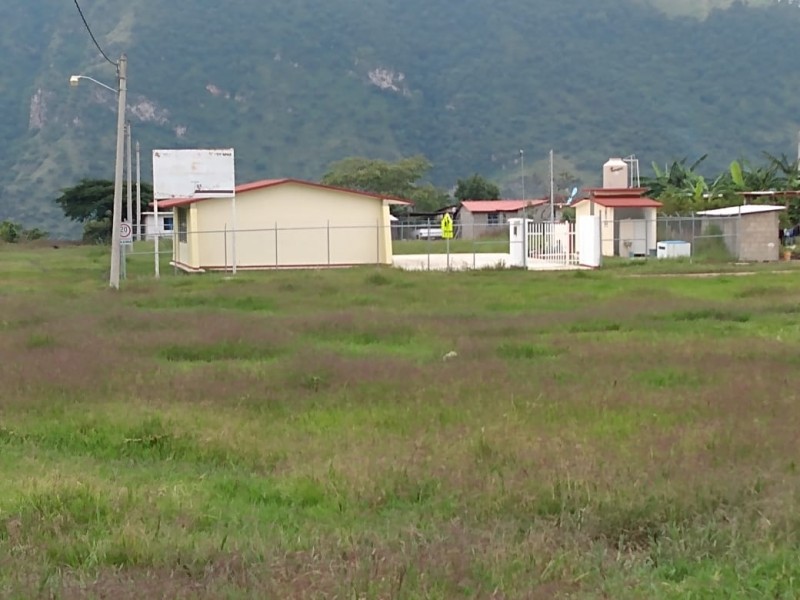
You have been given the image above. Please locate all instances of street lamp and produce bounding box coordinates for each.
[69,54,127,289]
[69,75,116,94]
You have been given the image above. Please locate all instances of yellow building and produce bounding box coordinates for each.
[573,188,662,257]
[157,179,410,272]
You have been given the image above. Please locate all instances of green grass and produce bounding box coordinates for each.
[2,242,800,598]
[393,236,509,255]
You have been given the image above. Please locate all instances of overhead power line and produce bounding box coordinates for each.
[72,0,117,66]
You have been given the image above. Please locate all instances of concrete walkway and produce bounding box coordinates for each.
[392,253,588,272]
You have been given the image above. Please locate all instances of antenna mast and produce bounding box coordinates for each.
[624,155,640,188]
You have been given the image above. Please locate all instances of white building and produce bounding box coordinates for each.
[140,211,174,241]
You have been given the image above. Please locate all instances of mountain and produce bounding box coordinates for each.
[2,0,800,236]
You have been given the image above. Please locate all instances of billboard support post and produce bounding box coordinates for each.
[152,148,236,275]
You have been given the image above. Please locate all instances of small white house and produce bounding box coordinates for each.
[140,211,174,241]
[572,188,662,257]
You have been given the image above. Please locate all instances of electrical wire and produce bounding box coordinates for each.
[72,0,117,66]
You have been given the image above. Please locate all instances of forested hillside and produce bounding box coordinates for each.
[1,0,800,236]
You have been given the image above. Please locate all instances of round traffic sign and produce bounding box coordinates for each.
[120,223,132,237]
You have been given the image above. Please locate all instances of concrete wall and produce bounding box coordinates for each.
[176,183,393,270]
[575,201,615,256]
[730,211,780,262]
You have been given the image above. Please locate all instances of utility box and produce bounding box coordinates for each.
[657,240,691,259]
[508,218,526,267]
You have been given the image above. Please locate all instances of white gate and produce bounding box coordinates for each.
[527,221,578,266]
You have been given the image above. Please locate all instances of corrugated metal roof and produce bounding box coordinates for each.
[461,199,547,213]
[696,204,786,217]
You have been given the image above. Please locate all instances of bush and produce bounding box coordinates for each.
[0,220,21,243]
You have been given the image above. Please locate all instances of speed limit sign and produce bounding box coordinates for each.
[120,222,133,245]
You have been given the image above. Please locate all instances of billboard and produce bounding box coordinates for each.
[152,148,236,200]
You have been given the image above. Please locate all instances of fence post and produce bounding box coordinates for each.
[327,220,331,265]
[274,222,278,268]
[224,224,228,273]
[427,217,431,271]
[376,219,380,266]
[523,217,527,268]
[473,221,477,270]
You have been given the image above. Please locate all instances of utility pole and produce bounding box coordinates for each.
[109,54,127,290]
[126,122,133,231]
[520,149,526,268]
[549,149,555,223]
[135,140,142,241]
[796,129,800,165]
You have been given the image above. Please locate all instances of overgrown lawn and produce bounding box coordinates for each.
[2,243,800,598]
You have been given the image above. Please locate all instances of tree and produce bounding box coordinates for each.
[0,221,46,243]
[454,174,500,202]
[0,220,21,243]
[55,179,152,243]
[321,155,432,198]
[321,155,452,213]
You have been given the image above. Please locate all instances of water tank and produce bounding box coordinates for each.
[603,158,628,189]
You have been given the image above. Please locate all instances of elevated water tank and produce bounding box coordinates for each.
[603,158,628,189]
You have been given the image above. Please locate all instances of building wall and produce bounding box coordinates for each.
[182,183,391,270]
[737,212,780,261]
[576,201,615,256]
[459,209,518,239]
[613,207,657,256]
[141,213,174,241]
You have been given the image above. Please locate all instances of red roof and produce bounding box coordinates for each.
[583,187,650,198]
[574,196,662,209]
[155,178,412,209]
[461,199,547,213]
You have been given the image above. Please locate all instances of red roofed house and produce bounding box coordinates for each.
[458,199,549,240]
[572,188,662,257]
[154,178,410,272]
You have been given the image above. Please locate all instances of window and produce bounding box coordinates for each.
[162,216,174,232]
[488,212,499,226]
[177,208,188,243]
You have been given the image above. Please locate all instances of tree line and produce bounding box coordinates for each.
[641,153,800,225]
[45,151,800,244]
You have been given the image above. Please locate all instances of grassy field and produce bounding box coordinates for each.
[392,237,509,255]
[2,242,800,598]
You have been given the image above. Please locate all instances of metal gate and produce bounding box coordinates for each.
[527,221,578,266]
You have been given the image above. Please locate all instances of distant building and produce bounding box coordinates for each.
[140,211,173,241]
[572,188,662,257]
[458,199,548,240]
[156,178,410,272]
[696,204,785,262]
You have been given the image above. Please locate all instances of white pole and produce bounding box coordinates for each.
[153,197,160,279]
[549,149,555,223]
[796,130,800,165]
[231,194,237,275]
[135,140,141,241]
[126,123,133,233]
[109,54,127,289]
[521,149,526,268]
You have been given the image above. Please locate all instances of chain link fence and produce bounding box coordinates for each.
[597,216,740,261]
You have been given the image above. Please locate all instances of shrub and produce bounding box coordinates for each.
[0,220,21,243]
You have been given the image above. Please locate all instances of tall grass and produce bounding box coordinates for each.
[1,244,800,598]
